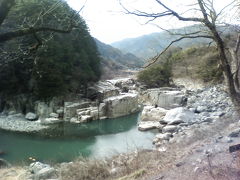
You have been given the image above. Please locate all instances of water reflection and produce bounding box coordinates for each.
[0,113,155,164]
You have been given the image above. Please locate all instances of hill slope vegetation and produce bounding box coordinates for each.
[0,0,101,100]
[111,25,212,60]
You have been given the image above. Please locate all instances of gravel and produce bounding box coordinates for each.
[0,114,48,133]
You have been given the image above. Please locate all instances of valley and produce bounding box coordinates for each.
[0,0,239,179]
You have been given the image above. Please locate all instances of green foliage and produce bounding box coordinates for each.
[137,61,172,88]
[170,46,223,83]
[196,52,223,83]
[0,0,101,100]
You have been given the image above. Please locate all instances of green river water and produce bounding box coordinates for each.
[0,113,155,164]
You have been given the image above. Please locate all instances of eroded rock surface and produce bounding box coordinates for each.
[104,93,139,118]
[140,88,186,109]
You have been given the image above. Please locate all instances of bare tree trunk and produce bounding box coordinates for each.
[229,49,240,90]
[217,43,240,108]
[203,21,240,108]
[220,49,240,108]
[121,0,240,109]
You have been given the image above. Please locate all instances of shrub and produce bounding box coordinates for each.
[60,158,110,180]
[137,61,172,88]
[197,52,223,83]
[170,46,223,83]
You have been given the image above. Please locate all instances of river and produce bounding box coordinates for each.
[0,113,155,164]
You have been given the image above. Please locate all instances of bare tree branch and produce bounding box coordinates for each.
[144,34,214,68]
[152,24,206,36]
[119,0,204,23]
[0,25,78,42]
[0,0,86,43]
[120,0,240,106]
[216,0,236,19]
[235,34,240,53]
[155,0,204,22]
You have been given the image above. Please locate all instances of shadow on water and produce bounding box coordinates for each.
[0,113,155,164]
[52,112,139,138]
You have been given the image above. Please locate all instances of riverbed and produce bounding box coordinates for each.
[0,113,155,164]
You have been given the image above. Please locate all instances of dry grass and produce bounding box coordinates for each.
[59,158,110,180]
[58,151,164,180]
[116,169,146,180]
[172,46,222,84]
[58,111,240,180]
[0,167,27,180]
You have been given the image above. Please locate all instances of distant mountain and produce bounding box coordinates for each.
[111,25,211,60]
[95,39,144,68]
[94,39,144,79]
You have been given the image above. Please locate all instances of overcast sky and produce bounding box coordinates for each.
[67,0,238,44]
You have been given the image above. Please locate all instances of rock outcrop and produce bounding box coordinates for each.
[140,106,168,122]
[160,107,197,125]
[64,102,91,121]
[29,161,57,180]
[104,93,139,118]
[65,78,139,121]
[25,112,38,121]
[138,121,162,131]
[140,88,186,109]
[153,85,234,146]
[139,85,235,148]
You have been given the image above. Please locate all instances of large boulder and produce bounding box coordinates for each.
[29,162,50,174]
[29,162,56,180]
[140,88,186,109]
[107,78,136,92]
[41,118,63,125]
[76,107,100,123]
[153,133,172,144]
[64,102,90,121]
[104,93,139,118]
[162,125,179,133]
[161,107,197,125]
[35,102,53,119]
[140,106,168,122]
[49,112,59,118]
[89,81,120,100]
[25,112,38,121]
[138,121,162,131]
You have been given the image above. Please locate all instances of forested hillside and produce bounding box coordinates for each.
[111,25,212,59]
[95,39,144,68]
[0,0,101,100]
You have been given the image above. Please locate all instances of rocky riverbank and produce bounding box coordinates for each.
[0,114,49,133]
[138,84,236,148]
[0,78,140,133]
[0,81,239,180]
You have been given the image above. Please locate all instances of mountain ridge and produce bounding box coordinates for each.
[111,25,212,60]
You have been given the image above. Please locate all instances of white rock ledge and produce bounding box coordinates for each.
[0,114,49,133]
[138,121,161,131]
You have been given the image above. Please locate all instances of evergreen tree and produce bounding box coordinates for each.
[0,0,101,100]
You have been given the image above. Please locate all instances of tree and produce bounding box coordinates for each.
[0,0,80,43]
[120,0,240,108]
[0,0,101,100]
